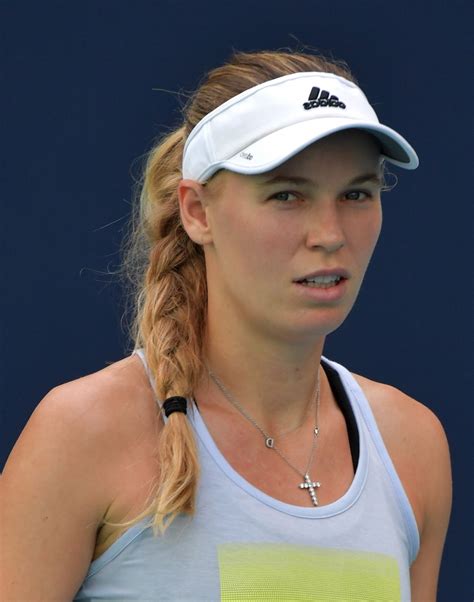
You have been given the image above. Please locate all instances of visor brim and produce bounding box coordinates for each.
[201,118,419,181]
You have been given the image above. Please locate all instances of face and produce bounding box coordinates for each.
[200,130,383,344]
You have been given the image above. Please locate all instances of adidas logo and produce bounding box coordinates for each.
[303,87,346,111]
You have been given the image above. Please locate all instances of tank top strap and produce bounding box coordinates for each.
[132,349,158,397]
[321,356,420,563]
[132,348,195,424]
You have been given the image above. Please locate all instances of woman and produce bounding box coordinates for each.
[2,50,451,600]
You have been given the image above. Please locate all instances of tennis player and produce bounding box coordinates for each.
[3,49,451,601]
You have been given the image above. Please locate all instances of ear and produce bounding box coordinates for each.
[178,179,213,245]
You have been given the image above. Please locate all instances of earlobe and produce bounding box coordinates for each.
[178,179,213,245]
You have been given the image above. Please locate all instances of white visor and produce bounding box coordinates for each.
[182,71,419,182]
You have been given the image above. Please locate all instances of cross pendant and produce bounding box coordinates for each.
[299,473,321,506]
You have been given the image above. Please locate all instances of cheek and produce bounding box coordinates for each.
[214,207,292,272]
[244,218,302,282]
[371,206,383,247]
[358,209,383,264]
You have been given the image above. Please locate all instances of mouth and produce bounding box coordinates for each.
[296,275,344,289]
[293,270,349,289]
[292,271,349,303]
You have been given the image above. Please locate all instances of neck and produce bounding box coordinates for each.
[199,314,328,435]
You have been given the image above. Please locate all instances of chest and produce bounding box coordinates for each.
[83,500,411,602]
[82,417,414,602]
[212,411,356,507]
[92,396,422,563]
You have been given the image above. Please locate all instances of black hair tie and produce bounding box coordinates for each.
[163,396,187,417]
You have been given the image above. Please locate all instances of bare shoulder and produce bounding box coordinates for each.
[351,372,451,490]
[46,354,160,443]
[17,354,161,479]
[25,352,163,519]
[4,352,158,488]
[352,372,452,599]
[351,372,449,451]
[2,354,160,599]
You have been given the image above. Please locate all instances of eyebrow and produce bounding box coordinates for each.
[260,173,384,187]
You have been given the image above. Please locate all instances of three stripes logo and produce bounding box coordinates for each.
[303,87,346,111]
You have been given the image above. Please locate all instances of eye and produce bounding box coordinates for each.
[343,190,372,202]
[270,191,300,203]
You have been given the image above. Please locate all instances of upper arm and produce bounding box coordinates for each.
[409,409,452,601]
[1,384,115,600]
[353,374,452,601]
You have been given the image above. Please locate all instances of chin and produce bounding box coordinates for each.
[291,306,353,340]
[265,313,347,346]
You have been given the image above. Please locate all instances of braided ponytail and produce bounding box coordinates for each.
[138,128,207,533]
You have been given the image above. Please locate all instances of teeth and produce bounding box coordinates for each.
[299,274,342,288]
[303,282,338,288]
[305,275,341,284]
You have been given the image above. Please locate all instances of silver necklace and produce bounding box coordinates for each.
[207,367,322,506]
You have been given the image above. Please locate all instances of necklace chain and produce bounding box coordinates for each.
[207,367,322,505]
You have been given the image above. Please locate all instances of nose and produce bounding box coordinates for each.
[305,201,345,253]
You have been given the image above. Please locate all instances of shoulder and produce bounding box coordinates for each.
[1,354,161,598]
[5,353,161,514]
[351,373,452,579]
[351,372,449,453]
[42,355,163,492]
[45,354,160,443]
[351,372,450,465]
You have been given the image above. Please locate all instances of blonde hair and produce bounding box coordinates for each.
[109,48,357,536]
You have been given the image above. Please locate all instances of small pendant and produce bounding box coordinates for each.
[299,473,321,506]
[265,437,274,448]
[314,427,319,436]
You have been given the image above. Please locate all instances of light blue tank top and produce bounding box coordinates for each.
[73,351,419,601]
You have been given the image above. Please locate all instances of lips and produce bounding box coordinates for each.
[293,269,349,302]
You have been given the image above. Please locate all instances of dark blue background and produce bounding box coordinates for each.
[2,1,472,598]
